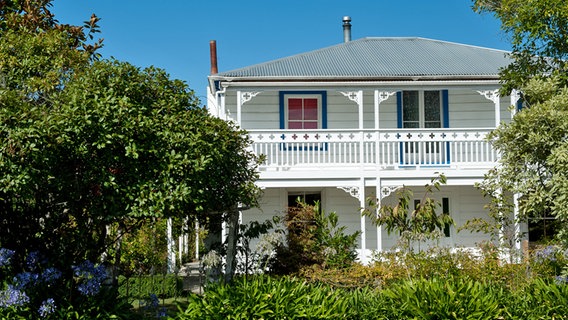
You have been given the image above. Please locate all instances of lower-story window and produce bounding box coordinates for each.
[288,192,321,208]
[529,214,559,242]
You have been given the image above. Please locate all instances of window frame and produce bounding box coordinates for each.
[399,90,447,129]
[279,91,327,130]
[397,90,450,165]
[288,192,322,208]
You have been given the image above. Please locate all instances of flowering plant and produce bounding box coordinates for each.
[0,248,129,319]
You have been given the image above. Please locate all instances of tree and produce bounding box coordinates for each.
[477,77,568,246]
[0,0,261,278]
[472,0,568,247]
[364,175,453,253]
[473,0,568,93]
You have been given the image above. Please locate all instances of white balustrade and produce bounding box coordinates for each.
[248,128,497,170]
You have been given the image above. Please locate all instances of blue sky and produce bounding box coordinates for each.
[51,0,509,104]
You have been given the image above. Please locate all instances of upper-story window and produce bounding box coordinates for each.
[287,97,319,129]
[279,91,327,130]
[397,90,450,164]
[400,90,444,129]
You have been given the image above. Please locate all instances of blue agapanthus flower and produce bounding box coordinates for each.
[41,267,62,284]
[72,260,108,296]
[156,307,168,318]
[0,248,15,267]
[144,294,167,318]
[555,275,568,284]
[0,285,30,308]
[144,293,160,309]
[535,245,558,263]
[26,251,42,271]
[38,298,56,317]
[13,271,40,290]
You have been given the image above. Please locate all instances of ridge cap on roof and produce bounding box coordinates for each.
[358,37,510,53]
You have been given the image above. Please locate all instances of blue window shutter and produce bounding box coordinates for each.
[442,90,449,128]
[396,91,403,128]
[321,92,328,129]
[517,99,523,112]
[279,92,285,129]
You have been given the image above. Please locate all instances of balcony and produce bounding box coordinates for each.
[248,128,498,172]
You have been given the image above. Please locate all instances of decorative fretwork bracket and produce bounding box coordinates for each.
[238,91,261,105]
[377,91,396,103]
[380,186,403,200]
[477,89,500,104]
[337,186,360,200]
[340,91,362,105]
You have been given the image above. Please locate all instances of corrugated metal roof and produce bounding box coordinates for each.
[211,37,511,80]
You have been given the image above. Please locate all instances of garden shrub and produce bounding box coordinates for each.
[298,263,400,289]
[186,240,568,319]
[364,174,453,253]
[118,274,183,300]
[119,219,169,276]
[370,246,532,290]
[298,248,514,290]
[268,201,359,274]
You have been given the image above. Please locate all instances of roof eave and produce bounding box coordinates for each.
[209,74,500,82]
[208,75,502,91]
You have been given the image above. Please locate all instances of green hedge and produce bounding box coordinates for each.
[118,274,183,299]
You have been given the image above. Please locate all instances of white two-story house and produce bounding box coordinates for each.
[206,19,523,262]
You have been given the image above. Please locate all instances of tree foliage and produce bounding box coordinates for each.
[0,0,261,275]
[364,175,453,252]
[478,77,568,246]
[473,0,568,93]
[473,0,568,247]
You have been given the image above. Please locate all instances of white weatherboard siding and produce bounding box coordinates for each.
[324,187,363,244]
[449,90,495,128]
[237,91,280,129]
[452,186,496,247]
[375,97,397,129]
[244,188,285,225]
